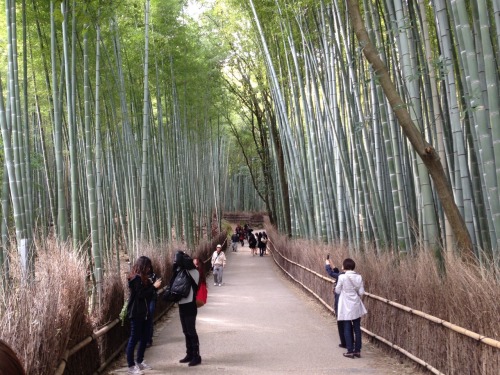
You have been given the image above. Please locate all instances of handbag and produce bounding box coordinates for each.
[196,282,208,308]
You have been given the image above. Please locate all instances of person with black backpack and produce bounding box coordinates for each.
[168,251,202,367]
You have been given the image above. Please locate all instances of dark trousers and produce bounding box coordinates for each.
[147,299,156,345]
[126,316,149,367]
[179,301,200,356]
[344,318,362,353]
[334,295,349,348]
[338,320,349,347]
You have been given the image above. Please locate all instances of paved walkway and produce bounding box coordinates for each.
[108,242,422,374]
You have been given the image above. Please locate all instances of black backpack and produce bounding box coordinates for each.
[163,269,196,302]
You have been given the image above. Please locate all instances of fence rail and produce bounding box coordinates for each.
[267,239,500,374]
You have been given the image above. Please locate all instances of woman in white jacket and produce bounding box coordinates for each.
[335,258,367,358]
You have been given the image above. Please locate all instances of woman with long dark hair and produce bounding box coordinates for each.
[126,256,162,374]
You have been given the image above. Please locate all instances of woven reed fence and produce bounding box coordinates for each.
[53,233,227,375]
[267,239,500,375]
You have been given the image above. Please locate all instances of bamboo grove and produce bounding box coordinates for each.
[216,0,499,263]
[1,0,500,300]
[0,0,229,296]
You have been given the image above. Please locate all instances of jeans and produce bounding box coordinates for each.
[147,299,156,345]
[343,317,362,353]
[213,265,223,284]
[334,294,349,347]
[126,316,149,367]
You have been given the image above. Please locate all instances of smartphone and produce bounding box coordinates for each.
[326,254,330,260]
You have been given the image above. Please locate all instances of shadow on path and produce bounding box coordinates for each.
[107,242,423,374]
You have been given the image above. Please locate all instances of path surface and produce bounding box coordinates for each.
[107,242,423,375]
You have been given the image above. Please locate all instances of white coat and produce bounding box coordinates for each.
[335,270,368,321]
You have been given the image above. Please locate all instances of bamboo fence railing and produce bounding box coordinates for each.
[53,236,228,374]
[267,239,500,375]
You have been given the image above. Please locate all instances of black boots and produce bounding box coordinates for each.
[179,352,201,366]
[188,355,202,367]
[179,354,193,363]
[187,345,201,367]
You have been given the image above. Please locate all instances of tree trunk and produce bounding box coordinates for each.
[346,0,473,256]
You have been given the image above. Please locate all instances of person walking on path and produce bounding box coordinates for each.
[258,232,268,256]
[335,258,367,359]
[126,256,162,374]
[211,244,226,286]
[231,232,239,252]
[325,256,349,349]
[248,232,257,256]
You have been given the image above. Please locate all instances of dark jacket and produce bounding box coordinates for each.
[325,264,342,314]
[127,275,156,320]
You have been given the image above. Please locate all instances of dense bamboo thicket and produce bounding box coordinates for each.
[265,225,500,375]
[212,0,500,261]
[1,0,499,372]
[0,0,228,300]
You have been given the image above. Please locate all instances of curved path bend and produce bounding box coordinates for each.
[107,244,423,375]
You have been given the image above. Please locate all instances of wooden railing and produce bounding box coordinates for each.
[54,233,227,375]
[267,239,500,375]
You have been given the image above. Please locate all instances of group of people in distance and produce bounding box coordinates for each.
[325,256,367,359]
[249,231,268,256]
[125,249,209,374]
[232,224,268,256]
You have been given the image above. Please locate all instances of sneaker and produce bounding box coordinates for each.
[218,283,222,286]
[214,283,217,286]
[128,366,144,375]
[136,361,152,370]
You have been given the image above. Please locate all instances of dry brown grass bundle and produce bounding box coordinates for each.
[0,241,87,374]
[265,224,500,375]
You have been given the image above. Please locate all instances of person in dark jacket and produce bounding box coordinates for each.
[175,251,202,367]
[248,232,257,256]
[231,232,239,252]
[325,257,350,349]
[146,266,161,348]
[126,256,162,374]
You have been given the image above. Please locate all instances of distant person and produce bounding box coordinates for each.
[335,258,367,359]
[0,339,25,375]
[126,256,162,374]
[258,232,268,256]
[325,256,349,349]
[231,232,239,252]
[248,232,257,256]
[211,244,226,286]
[174,251,202,367]
[239,230,245,246]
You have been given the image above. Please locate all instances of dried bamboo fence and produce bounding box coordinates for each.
[267,239,500,375]
[53,234,227,375]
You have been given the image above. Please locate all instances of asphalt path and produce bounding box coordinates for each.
[108,242,422,375]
